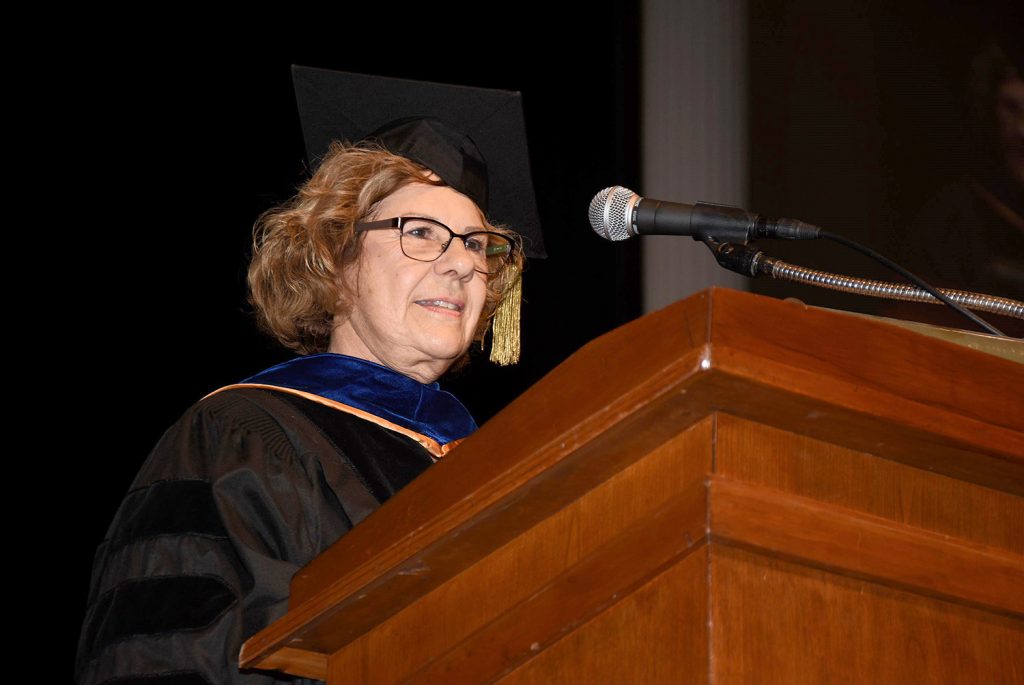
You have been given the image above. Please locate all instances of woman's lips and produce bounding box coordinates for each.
[415,299,464,314]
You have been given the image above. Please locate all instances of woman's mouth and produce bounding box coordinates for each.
[416,299,464,312]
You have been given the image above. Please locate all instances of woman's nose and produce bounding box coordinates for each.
[435,236,477,278]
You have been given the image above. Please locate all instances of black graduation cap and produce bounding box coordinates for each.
[292,66,546,258]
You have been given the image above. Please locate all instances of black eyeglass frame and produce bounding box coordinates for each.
[354,216,516,275]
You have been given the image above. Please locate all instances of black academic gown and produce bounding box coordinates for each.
[76,386,441,685]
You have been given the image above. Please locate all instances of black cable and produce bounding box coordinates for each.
[818,231,1004,337]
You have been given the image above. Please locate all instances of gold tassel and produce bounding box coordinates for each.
[489,264,521,365]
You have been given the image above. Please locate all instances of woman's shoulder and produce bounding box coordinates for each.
[131,386,326,487]
[187,384,302,427]
[135,384,432,485]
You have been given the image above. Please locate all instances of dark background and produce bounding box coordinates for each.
[66,0,1019,678]
[747,0,1022,315]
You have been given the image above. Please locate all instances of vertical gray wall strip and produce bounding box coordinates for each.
[642,0,749,313]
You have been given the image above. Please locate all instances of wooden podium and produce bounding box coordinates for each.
[241,288,1023,683]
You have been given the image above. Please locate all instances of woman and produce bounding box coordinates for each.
[77,71,541,684]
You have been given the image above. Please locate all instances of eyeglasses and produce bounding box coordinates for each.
[355,216,515,275]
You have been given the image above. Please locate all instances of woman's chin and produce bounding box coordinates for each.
[415,333,473,362]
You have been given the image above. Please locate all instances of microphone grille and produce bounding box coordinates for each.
[588,186,639,241]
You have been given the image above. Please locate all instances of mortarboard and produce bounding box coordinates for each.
[291,66,546,259]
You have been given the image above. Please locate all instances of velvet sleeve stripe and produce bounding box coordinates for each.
[108,481,229,552]
[100,673,212,685]
[82,576,236,658]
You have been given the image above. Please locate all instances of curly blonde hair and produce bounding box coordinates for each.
[248,141,523,357]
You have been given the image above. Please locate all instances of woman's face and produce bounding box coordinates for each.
[329,182,489,383]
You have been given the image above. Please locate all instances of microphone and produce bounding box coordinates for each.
[588,186,821,243]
